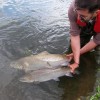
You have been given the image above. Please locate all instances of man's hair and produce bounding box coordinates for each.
[75,0,100,13]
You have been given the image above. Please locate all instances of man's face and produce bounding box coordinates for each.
[75,9,96,22]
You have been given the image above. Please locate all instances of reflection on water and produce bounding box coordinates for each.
[0,0,70,58]
[0,0,100,100]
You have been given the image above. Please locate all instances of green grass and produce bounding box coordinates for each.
[90,80,100,100]
[89,67,100,100]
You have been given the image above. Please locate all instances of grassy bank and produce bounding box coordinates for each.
[90,67,100,100]
[90,84,100,100]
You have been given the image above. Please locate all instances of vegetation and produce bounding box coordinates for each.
[90,85,100,100]
[89,67,100,100]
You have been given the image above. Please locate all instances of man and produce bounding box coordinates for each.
[67,0,100,73]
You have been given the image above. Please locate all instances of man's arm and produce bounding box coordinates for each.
[70,35,80,64]
[67,2,81,73]
[80,40,98,55]
[69,35,80,73]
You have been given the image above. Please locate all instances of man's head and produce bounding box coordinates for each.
[74,0,100,22]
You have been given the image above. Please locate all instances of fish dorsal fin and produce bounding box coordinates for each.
[38,51,50,56]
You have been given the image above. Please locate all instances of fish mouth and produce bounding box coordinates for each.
[19,77,31,83]
[19,77,40,83]
[10,62,23,70]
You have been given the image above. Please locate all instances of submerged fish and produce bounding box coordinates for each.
[10,51,69,72]
[19,67,71,83]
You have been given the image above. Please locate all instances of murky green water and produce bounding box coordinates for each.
[0,0,100,100]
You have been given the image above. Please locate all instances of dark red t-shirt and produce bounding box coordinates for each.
[68,1,100,45]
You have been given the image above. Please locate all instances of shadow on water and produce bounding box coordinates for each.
[0,78,63,100]
[59,52,97,100]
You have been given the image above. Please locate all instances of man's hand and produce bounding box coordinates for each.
[66,53,73,62]
[69,63,79,73]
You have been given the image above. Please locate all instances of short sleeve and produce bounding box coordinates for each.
[93,33,100,45]
[68,2,81,36]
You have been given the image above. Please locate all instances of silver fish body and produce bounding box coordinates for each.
[19,67,71,83]
[10,51,69,72]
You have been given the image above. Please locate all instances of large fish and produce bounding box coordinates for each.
[19,67,71,83]
[10,51,69,72]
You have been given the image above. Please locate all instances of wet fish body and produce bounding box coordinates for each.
[19,67,71,83]
[10,56,52,72]
[10,51,69,72]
